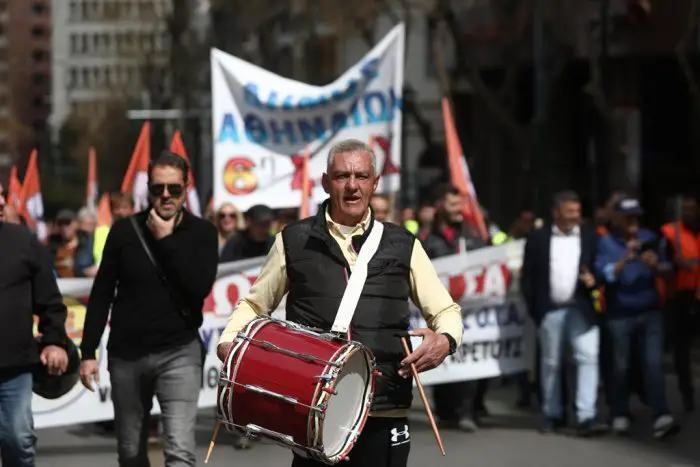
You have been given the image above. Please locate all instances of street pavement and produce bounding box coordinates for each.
[36,375,700,467]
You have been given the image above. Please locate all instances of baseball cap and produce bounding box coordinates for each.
[615,197,644,215]
[245,204,274,225]
[55,209,76,222]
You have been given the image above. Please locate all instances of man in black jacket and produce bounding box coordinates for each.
[216,139,463,467]
[520,190,604,436]
[219,204,275,262]
[420,183,488,431]
[79,152,219,467]
[0,182,69,467]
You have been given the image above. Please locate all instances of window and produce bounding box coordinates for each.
[31,26,45,38]
[70,34,79,54]
[32,50,47,63]
[32,3,46,15]
[82,68,89,88]
[69,2,78,20]
[68,68,77,88]
[32,74,46,85]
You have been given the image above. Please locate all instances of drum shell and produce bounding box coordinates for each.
[219,319,350,447]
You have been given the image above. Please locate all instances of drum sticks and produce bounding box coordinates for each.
[400,337,446,456]
[204,421,221,463]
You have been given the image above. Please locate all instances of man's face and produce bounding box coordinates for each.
[441,193,464,224]
[217,204,238,234]
[613,212,640,237]
[0,183,5,223]
[370,196,389,222]
[58,218,78,240]
[418,205,435,225]
[553,201,581,232]
[148,165,186,220]
[112,200,133,220]
[79,216,96,233]
[681,198,699,229]
[322,150,378,223]
[248,220,271,242]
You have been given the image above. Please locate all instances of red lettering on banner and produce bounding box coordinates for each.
[372,136,400,176]
[290,154,316,190]
[446,262,512,301]
[202,274,258,315]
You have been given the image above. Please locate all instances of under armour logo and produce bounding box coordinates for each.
[390,425,410,445]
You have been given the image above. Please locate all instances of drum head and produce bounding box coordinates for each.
[322,348,371,458]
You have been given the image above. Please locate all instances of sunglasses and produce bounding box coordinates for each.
[218,212,237,219]
[149,183,184,198]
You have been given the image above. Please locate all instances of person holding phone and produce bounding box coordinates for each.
[594,196,678,438]
[79,151,219,466]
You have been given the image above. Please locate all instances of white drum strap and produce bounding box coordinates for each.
[331,221,384,334]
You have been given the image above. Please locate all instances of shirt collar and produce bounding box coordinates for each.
[552,224,580,237]
[325,207,371,239]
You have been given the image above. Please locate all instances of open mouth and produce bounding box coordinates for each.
[344,196,361,205]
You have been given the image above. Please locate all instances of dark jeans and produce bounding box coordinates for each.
[109,339,202,467]
[671,292,700,402]
[291,417,410,467]
[608,310,669,419]
[0,369,36,467]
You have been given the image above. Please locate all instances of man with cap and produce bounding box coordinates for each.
[0,182,71,466]
[220,204,275,263]
[48,209,95,278]
[594,196,679,438]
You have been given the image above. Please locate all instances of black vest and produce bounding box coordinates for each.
[282,207,415,411]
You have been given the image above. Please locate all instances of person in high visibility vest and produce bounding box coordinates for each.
[93,192,134,265]
[660,193,700,412]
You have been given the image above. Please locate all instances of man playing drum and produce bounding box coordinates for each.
[217,138,463,467]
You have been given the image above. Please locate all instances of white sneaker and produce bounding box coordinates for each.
[612,416,630,435]
[653,414,680,439]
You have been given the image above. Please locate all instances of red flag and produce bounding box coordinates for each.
[8,164,22,208]
[299,146,312,219]
[442,97,488,241]
[17,149,47,241]
[169,130,201,216]
[121,122,151,211]
[86,146,98,211]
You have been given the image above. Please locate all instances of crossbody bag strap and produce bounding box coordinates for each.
[129,216,191,320]
[331,221,384,334]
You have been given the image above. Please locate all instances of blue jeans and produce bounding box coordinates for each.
[608,310,669,419]
[0,370,36,467]
[539,307,599,423]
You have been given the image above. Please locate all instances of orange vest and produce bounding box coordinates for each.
[661,221,700,300]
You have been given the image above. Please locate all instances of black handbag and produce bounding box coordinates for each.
[129,216,207,369]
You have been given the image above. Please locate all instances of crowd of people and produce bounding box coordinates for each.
[0,141,698,466]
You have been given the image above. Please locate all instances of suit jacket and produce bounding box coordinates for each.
[520,223,598,325]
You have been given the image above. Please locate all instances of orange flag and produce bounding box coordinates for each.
[299,145,312,219]
[96,193,112,227]
[169,130,201,216]
[441,97,488,241]
[17,149,47,241]
[86,146,98,212]
[8,164,22,208]
[121,122,151,211]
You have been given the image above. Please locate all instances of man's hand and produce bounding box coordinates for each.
[641,250,659,269]
[217,342,233,363]
[147,209,176,240]
[579,267,596,288]
[398,329,450,378]
[40,345,68,376]
[79,360,100,391]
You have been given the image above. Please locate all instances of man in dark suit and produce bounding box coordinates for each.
[521,191,604,436]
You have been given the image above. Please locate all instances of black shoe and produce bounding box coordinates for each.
[539,418,564,434]
[577,419,608,438]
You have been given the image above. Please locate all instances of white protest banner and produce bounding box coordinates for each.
[211,24,405,211]
[37,240,532,428]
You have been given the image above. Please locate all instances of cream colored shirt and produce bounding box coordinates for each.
[219,208,463,416]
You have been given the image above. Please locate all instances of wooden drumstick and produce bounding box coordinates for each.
[400,337,446,456]
[204,421,221,464]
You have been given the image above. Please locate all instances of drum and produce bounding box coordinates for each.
[217,317,376,464]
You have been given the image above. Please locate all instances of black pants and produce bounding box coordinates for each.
[291,418,410,467]
[671,292,700,402]
[433,380,488,421]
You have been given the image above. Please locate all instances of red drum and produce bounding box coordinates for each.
[217,317,376,464]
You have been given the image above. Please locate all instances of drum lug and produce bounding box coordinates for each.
[314,374,334,382]
[322,386,337,396]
